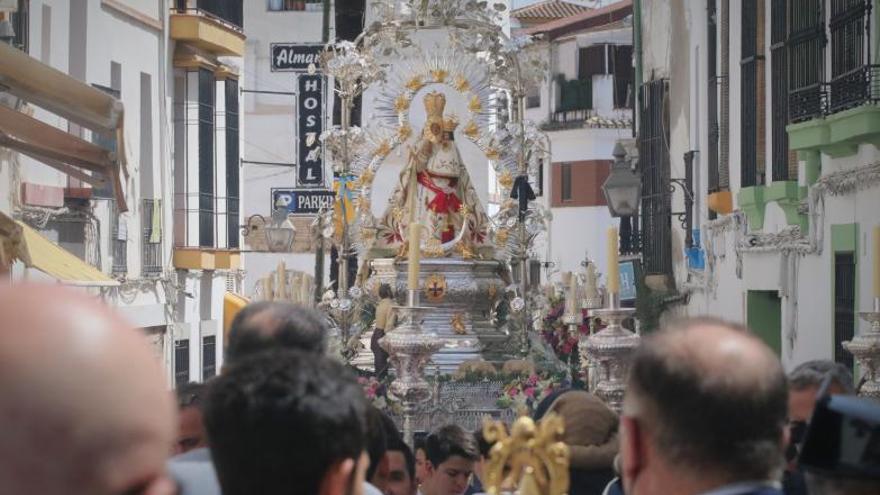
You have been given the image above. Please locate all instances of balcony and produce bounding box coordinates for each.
[828,65,880,115]
[789,83,828,123]
[142,199,163,276]
[172,193,240,270]
[171,0,245,57]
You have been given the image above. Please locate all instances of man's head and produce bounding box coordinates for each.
[788,360,854,423]
[620,317,788,495]
[203,349,369,495]
[0,284,177,495]
[379,283,393,300]
[414,436,428,485]
[386,437,417,495]
[366,407,401,492]
[174,381,208,454]
[422,424,480,495]
[225,302,329,365]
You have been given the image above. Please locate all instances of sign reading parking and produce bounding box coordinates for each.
[272,189,335,215]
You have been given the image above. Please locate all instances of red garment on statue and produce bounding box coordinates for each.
[417,171,461,242]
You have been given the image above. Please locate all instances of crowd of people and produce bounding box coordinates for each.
[0,283,878,495]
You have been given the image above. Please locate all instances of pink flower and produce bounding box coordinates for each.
[524,386,536,399]
[507,387,518,398]
[527,374,539,386]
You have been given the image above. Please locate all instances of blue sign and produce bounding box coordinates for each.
[619,259,638,302]
[272,189,334,215]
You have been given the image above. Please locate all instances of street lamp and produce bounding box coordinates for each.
[602,141,641,218]
[264,204,296,253]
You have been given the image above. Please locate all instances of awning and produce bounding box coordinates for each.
[223,291,250,340]
[0,41,123,133]
[0,42,128,211]
[0,211,119,287]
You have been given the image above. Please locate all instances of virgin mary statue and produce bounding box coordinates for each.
[373,91,491,257]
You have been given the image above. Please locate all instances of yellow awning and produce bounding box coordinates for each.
[0,211,118,287]
[223,291,250,341]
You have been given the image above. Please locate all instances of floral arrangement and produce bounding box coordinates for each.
[496,371,569,411]
[357,375,402,414]
[536,292,592,383]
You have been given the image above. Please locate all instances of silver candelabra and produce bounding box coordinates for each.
[380,289,444,446]
[584,293,639,413]
[844,297,880,399]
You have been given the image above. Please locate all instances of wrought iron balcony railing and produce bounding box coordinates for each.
[789,82,828,123]
[142,199,163,276]
[175,0,243,31]
[829,64,880,114]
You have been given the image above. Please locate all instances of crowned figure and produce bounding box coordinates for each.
[373,91,491,257]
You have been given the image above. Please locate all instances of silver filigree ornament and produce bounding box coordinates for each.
[510,296,525,312]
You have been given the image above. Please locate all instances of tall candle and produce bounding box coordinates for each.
[563,271,576,315]
[607,227,620,294]
[407,222,421,291]
[873,225,880,298]
[584,263,599,299]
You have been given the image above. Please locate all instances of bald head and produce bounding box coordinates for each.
[0,284,176,495]
[624,317,787,482]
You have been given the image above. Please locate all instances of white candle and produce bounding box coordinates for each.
[407,222,421,291]
[607,227,619,294]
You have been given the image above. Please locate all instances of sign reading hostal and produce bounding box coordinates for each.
[298,74,323,186]
[272,189,335,215]
[270,43,323,72]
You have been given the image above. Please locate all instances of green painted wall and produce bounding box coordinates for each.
[748,290,782,357]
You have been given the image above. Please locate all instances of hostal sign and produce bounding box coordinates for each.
[298,74,323,186]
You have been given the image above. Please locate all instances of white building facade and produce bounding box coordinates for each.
[0,0,246,384]
[637,0,880,373]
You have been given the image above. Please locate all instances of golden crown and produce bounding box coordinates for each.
[424,91,446,120]
[442,116,459,132]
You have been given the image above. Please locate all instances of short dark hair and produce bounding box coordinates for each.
[379,284,393,299]
[366,407,400,480]
[473,428,493,459]
[225,302,328,364]
[789,360,855,394]
[388,436,416,482]
[425,424,480,467]
[203,350,367,495]
[626,317,788,481]
[176,381,206,409]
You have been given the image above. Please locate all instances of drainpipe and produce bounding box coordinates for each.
[633,0,642,136]
[719,0,730,189]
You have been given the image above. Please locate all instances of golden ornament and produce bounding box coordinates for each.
[468,94,482,113]
[451,313,467,335]
[495,228,509,244]
[405,75,424,92]
[454,75,471,92]
[486,147,500,160]
[498,170,514,189]
[424,273,448,302]
[394,94,411,113]
[463,120,479,139]
[398,124,412,140]
[483,414,570,495]
[430,69,448,83]
[359,168,375,186]
[375,140,392,157]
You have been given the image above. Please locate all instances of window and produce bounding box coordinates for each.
[198,69,215,248]
[110,200,127,276]
[91,65,122,198]
[638,79,672,276]
[267,0,322,12]
[140,72,154,198]
[174,339,190,386]
[834,252,856,373]
[788,0,826,122]
[186,0,243,29]
[707,0,720,205]
[40,4,50,64]
[578,45,607,79]
[611,45,634,108]
[526,86,540,109]
[142,199,162,275]
[225,79,240,249]
[535,158,544,197]
[829,0,872,113]
[740,0,760,188]
[561,163,572,201]
[551,161,611,207]
[10,0,29,52]
[771,0,792,181]
[202,335,216,379]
